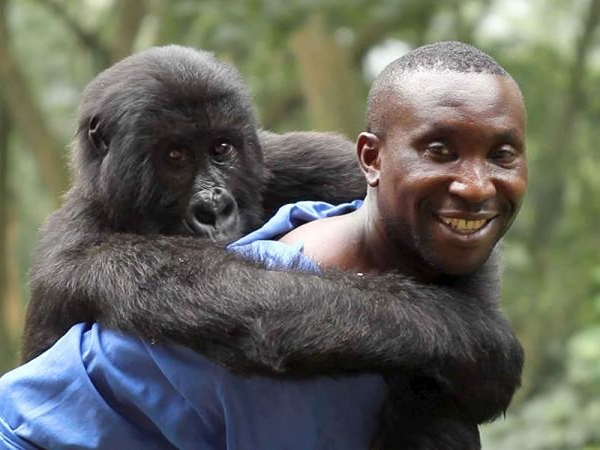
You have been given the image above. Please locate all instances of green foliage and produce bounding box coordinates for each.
[483,323,600,449]
[1,0,599,446]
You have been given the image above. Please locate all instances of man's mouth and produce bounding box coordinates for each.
[439,216,491,234]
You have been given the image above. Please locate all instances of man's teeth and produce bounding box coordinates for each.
[441,217,488,233]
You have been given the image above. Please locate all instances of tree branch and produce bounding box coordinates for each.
[36,0,110,69]
[290,14,363,136]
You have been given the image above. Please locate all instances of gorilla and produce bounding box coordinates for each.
[21,45,522,449]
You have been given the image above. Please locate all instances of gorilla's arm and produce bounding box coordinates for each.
[24,206,521,424]
[371,374,482,450]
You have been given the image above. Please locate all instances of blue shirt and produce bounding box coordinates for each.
[0,201,387,450]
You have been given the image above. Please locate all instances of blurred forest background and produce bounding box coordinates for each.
[0,0,599,448]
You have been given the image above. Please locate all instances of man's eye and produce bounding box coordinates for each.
[491,145,518,166]
[424,143,452,159]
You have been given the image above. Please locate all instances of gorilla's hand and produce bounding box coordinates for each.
[371,375,481,450]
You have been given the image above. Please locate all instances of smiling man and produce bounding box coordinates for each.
[278,40,527,448]
[281,43,527,282]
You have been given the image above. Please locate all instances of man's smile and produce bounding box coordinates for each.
[431,210,502,250]
[439,216,492,234]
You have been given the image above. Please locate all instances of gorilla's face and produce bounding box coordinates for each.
[146,120,265,243]
[75,46,267,243]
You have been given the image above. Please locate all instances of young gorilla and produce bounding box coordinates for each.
[10,45,522,448]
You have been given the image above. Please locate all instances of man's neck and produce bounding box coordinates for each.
[354,205,440,282]
[279,203,436,282]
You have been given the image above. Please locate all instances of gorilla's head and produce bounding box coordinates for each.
[72,45,267,242]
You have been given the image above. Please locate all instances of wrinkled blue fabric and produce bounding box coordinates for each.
[0,200,387,450]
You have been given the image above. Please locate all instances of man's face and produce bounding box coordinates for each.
[369,71,527,276]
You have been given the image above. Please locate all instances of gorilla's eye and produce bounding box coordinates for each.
[166,148,191,165]
[211,141,234,160]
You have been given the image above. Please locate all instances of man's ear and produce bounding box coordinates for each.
[88,116,109,157]
[356,132,381,187]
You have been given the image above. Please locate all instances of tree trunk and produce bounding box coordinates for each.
[291,14,363,137]
[109,0,147,63]
[0,0,68,203]
[0,92,17,373]
[0,100,9,370]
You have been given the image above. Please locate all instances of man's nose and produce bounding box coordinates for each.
[448,163,496,203]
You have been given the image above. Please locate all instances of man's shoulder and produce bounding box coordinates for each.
[277,201,363,271]
[229,200,362,272]
[231,200,362,246]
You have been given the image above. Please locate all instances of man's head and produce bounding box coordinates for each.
[357,41,527,277]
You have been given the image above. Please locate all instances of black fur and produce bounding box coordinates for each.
[22,45,522,449]
[260,130,366,217]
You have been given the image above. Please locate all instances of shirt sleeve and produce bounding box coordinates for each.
[0,323,227,450]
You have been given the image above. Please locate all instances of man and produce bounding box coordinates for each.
[279,40,527,448]
[0,41,526,449]
[281,43,526,281]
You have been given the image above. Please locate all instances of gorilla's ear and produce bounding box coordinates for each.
[88,116,109,157]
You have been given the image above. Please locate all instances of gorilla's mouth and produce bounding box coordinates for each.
[182,217,242,244]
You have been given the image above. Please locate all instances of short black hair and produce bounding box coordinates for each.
[366,41,514,134]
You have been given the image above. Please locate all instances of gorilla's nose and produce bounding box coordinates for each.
[186,188,238,236]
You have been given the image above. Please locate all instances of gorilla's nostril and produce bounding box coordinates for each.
[220,201,234,218]
[186,188,239,237]
[193,204,217,226]
[215,191,237,217]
